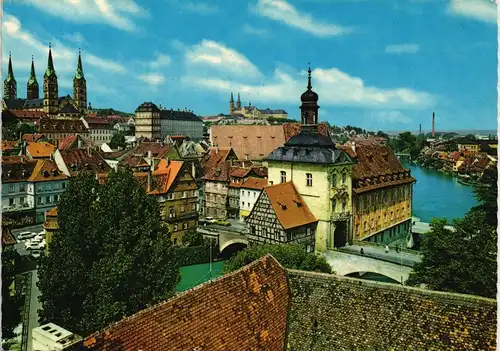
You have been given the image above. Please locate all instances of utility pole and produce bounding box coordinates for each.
[400,242,403,285]
[209,238,212,278]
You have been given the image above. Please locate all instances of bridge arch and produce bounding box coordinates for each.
[219,238,248,259]
[344,271,401,285]
[219,238,249,253]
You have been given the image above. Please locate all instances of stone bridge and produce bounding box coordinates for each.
[323,250,414,284]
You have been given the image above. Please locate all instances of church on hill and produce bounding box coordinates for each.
[2,45,87,118]
[228,92,288,119]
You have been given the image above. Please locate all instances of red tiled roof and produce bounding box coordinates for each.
[2,158,38,183]
[210,125,286,160]
[2,156,30,164]
[251,166,268,178]
[46,207,58,217]
[133,161,185,195]
[2,225,17,246]
[58,135,94,151]
[38,117,89,134]
[9,109,47,119]
[2,141,18,151]
[203,160,231,182]
[200,147,237,177]
[230,167,251,178]
[26,142,56,158]
[59,149,112,176]
[341,144,416,194]
[241,177,268,190]
[22,133,45,142]
[282,122,329,141]
[82,255,289,351]
[27,159,68,182]
[264,182,318,230]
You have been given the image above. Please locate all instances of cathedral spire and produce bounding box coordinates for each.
[300,63,319,125]
[230,92,234,102]
[307,63,312,90]
[6,51,15,82]
[75,48,84,79]
[45,43,56,77]
[28,55,38,85]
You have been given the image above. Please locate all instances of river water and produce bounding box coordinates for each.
[176,163,477,290]
[405,162,477,223]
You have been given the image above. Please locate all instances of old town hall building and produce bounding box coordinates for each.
[3,46,87,116]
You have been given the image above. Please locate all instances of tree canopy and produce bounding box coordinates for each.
[2,250,22,341]
[223,243,333,275]
[109,131,126,150]
[37,169,180,335]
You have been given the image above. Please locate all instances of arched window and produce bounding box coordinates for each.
[306,173,312,187]
[280,171,286,183]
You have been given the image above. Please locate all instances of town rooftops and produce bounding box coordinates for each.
[59,149,111,176]
[58,135,95,151]
[342,143,416,194]
[2,141,18,152]
[7,109,47,120]
[134,160,186,195]
[282,122,329,141]
[26,141,56,158]
[3,98,28,110]
[264,182,317,230]
[240,177,268,190]
[28,159,68,182]
[37,117,88,134]
[1,158,38,183]
[210,125,286,160]
[22,133,46,142]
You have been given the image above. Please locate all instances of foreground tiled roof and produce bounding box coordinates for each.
[2,159,37,183]
[59,149,111,176]
[264,182,318,230]
[83,255,289,351]
[210,125,286,160]
[26,142,56,158]
[342,144,416,194]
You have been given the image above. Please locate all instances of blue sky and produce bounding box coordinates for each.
[3,0,497,131]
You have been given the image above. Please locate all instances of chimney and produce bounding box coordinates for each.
[432,112,435,137]
[419,123,422,135]
[87,145,91,157]
[78,136,83,149]
[215,145,218,154]
[147,169,152,193]
[191,161,196,179]
[351,141,356,153]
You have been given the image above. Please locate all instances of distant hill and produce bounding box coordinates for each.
[94,108,135,117]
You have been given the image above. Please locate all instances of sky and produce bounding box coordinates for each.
[2,0,498,132]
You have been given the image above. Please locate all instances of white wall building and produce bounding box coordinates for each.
[239,177,268,221]
[32,323,82,351]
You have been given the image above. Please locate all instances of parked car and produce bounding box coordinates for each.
[214,219,231,226]
[204,217,217,224]
[31,250,42,259]
[26,239,45,250]
[34,233,45,241]
[18,232,36,240]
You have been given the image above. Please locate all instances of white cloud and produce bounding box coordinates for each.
[138,73,166,86]
[371,111,412,124]
[243,24,269,36]
[3,13,126,74]
[16,0,148,32]
[182,2,219,14]
[185,40,262,78]
[385,44,420,54]
[253,0,351,37]
[447,0,497,24]
[63,32,86,44]
[141,53,172,69]
[182,42,435,110]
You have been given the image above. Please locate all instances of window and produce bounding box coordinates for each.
[247,191,250,197]
[9,198,15,206]
[46,196,51,203]
[20,197,25,205]
[331,174,337,187]
[342,200,346,212]
[8,185,15,193]
[306,173,312,187]
[38,197,43,204]
[192,203,197,211]
[306,227,311,236]
[19,184,26,192]
[356,225,360,235]
[342,173,346,184]
[180,205,185,213]
[169,207,175,218]
[247,202,250,208]
[241,201,245,207]
[62,182,66,189]
[253,192,256,198]
[183,223,188,230]
[182,191,187,198]
[173,224,178,231]
[331,199,337,212]
[280,171,286,183]
[166,193,173,200]
[54,195,59,202]
[269,181,273,185]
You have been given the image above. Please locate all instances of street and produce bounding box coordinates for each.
[339,244,422,267]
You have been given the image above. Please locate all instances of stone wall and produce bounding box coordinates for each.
[287,270,497,351]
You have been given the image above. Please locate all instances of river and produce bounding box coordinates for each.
[405,162,477,223]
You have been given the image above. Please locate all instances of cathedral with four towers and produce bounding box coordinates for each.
[2,45,88,118]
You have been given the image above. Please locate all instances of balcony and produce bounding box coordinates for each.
[3,203,34,213]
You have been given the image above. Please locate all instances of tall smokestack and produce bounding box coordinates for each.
[419,124,422,135]
[432,112,435,137]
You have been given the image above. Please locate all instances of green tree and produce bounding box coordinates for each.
[2,250,22,340]
[223,243,333,274]
[182,228,204,247]
[109,131,126,149]
[376,131,389,138]
[471,166,498,228]
[406,212,497,298]
[38,169,180,335]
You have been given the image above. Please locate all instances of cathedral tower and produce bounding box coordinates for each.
[43,44,59,114]
[236,92,241,109]
[73,49,87,112]
[300,66,319,125]
[4,52,17,100]
[27,56,39,100]
[229,92,235,113]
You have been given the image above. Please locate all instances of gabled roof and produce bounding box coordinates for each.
[59,149,111,176]
[200,147,237,176]
[22,133,45,142]
[3,98,27,109]
[2,159,37,183]
[59,103,80,114]
[38,118,88,134]
[122,142,175,161]
[27,159,68,182]
[210,125,286,160]
[202,159,230,182]
[82,255,289,351]
[229,167,251,178]
[134,161,186,195]
[23,98,43,108]
[58,135,94,151]
[240,177,268,190]
[264,182,317,230]
[26,141,56,158]
[2,141,18,152]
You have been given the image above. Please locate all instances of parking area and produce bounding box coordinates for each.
[200,217,247,233]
